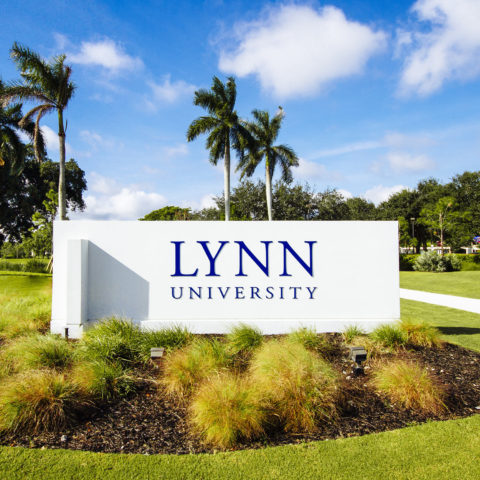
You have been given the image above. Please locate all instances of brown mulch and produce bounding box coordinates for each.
[1,336,479,454]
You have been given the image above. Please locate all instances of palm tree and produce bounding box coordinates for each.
[0,42,76,220]
[187,76,251,221]
[238,108,298,221]
[0,80,45,176]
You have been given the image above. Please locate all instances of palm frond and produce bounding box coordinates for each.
[187,116,219,141]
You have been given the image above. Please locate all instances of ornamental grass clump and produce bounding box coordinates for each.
[0,334,73,376]
[249,339,337,432]
[139,325,193,361]
[79,317,144,366]
[0,370,88,433]
[372,360,446,415]
[287,328,336,357]
[370,324,407,349]
[161,338,230,398]
[400,320,444,348]
[226,323,263,355]
[190,373,265,449]
[342,325,366,344]
[400,320,443,347]
[70,358,136,401]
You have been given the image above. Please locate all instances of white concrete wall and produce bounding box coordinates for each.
[51,221,400,337]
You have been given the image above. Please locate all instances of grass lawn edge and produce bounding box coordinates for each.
[1,415,479,480]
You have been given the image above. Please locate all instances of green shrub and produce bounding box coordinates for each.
[372,360,446,415]
[190,373,265,449]
[0,260,23,272]
[23,258,48,273]
[249,339,337,432]
[226,323,263,355]
[370,324,407,349]
[457,253,480,271]
[342,325,366,344]
[70,359,135,401]
[413,251,461,272]
[0,370,87,433]
[0,334,73,374]
[399,254,418,271]
[161,338,230,398]
[400,320,444,348]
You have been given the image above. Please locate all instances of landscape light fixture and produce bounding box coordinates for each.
[150,347,165,367]
[349,346,367,376]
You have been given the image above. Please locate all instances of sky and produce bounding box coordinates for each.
[1,0,479,219]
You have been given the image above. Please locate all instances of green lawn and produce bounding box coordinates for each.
[1,415,479,480]
[401,298,480,352]
[1,273,480,479]
[400,271,480,299]
[0,274,52,296]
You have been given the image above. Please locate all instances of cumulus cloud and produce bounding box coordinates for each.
[386,151,435,173]
[218,4,386,98]
[398,0,480,95]
[74,172,166,220]
[294,158,342,182]
[147,75,196,107]
[69,38,143,72]
[41,125,73,156]
[337,189,353,199]
[364,184,407,205]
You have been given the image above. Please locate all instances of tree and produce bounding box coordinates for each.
[419,196,470,254]
[0,80,45,175]
[0,153,86,244]
[238,108,298,221]
[186,76,251,221]
[1,42,76,220]
[140,206,191,221]
[22,189,57,257]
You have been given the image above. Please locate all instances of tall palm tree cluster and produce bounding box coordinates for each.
[187,77,298,221]
[1,42,297,223]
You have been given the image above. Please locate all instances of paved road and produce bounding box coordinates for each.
[400,288,480,315]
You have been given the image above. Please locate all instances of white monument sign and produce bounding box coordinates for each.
[51,221,400,338]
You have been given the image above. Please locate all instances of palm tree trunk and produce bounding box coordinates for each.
[224,134,231,221]
[265,156,273,221]
[57,109,67,220]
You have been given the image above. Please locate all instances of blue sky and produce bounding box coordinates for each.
[1,0,479,219]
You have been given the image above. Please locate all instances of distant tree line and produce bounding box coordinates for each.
[140,171,480,253]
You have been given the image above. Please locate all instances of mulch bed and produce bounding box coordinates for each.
[1,335,480,454]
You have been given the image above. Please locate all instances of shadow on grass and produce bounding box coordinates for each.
[437,326,480,336]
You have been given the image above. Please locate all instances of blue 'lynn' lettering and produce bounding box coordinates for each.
[171,240,317,277]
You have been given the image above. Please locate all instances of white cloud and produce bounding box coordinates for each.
[80,130,117,150]
[295,158,328,180]
[364,184,407,205]
[218,4,386,98]
[69,38,143,72]
[163,143,189,158]
[147,75,196,106]
[310,140,382,159]
[386,151,435,172]
[41,125,73,156]
[338,189,353,199]
[398,0,480,95]
[74,172,166,220]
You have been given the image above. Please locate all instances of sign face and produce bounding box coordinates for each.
[51,221,400,338]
